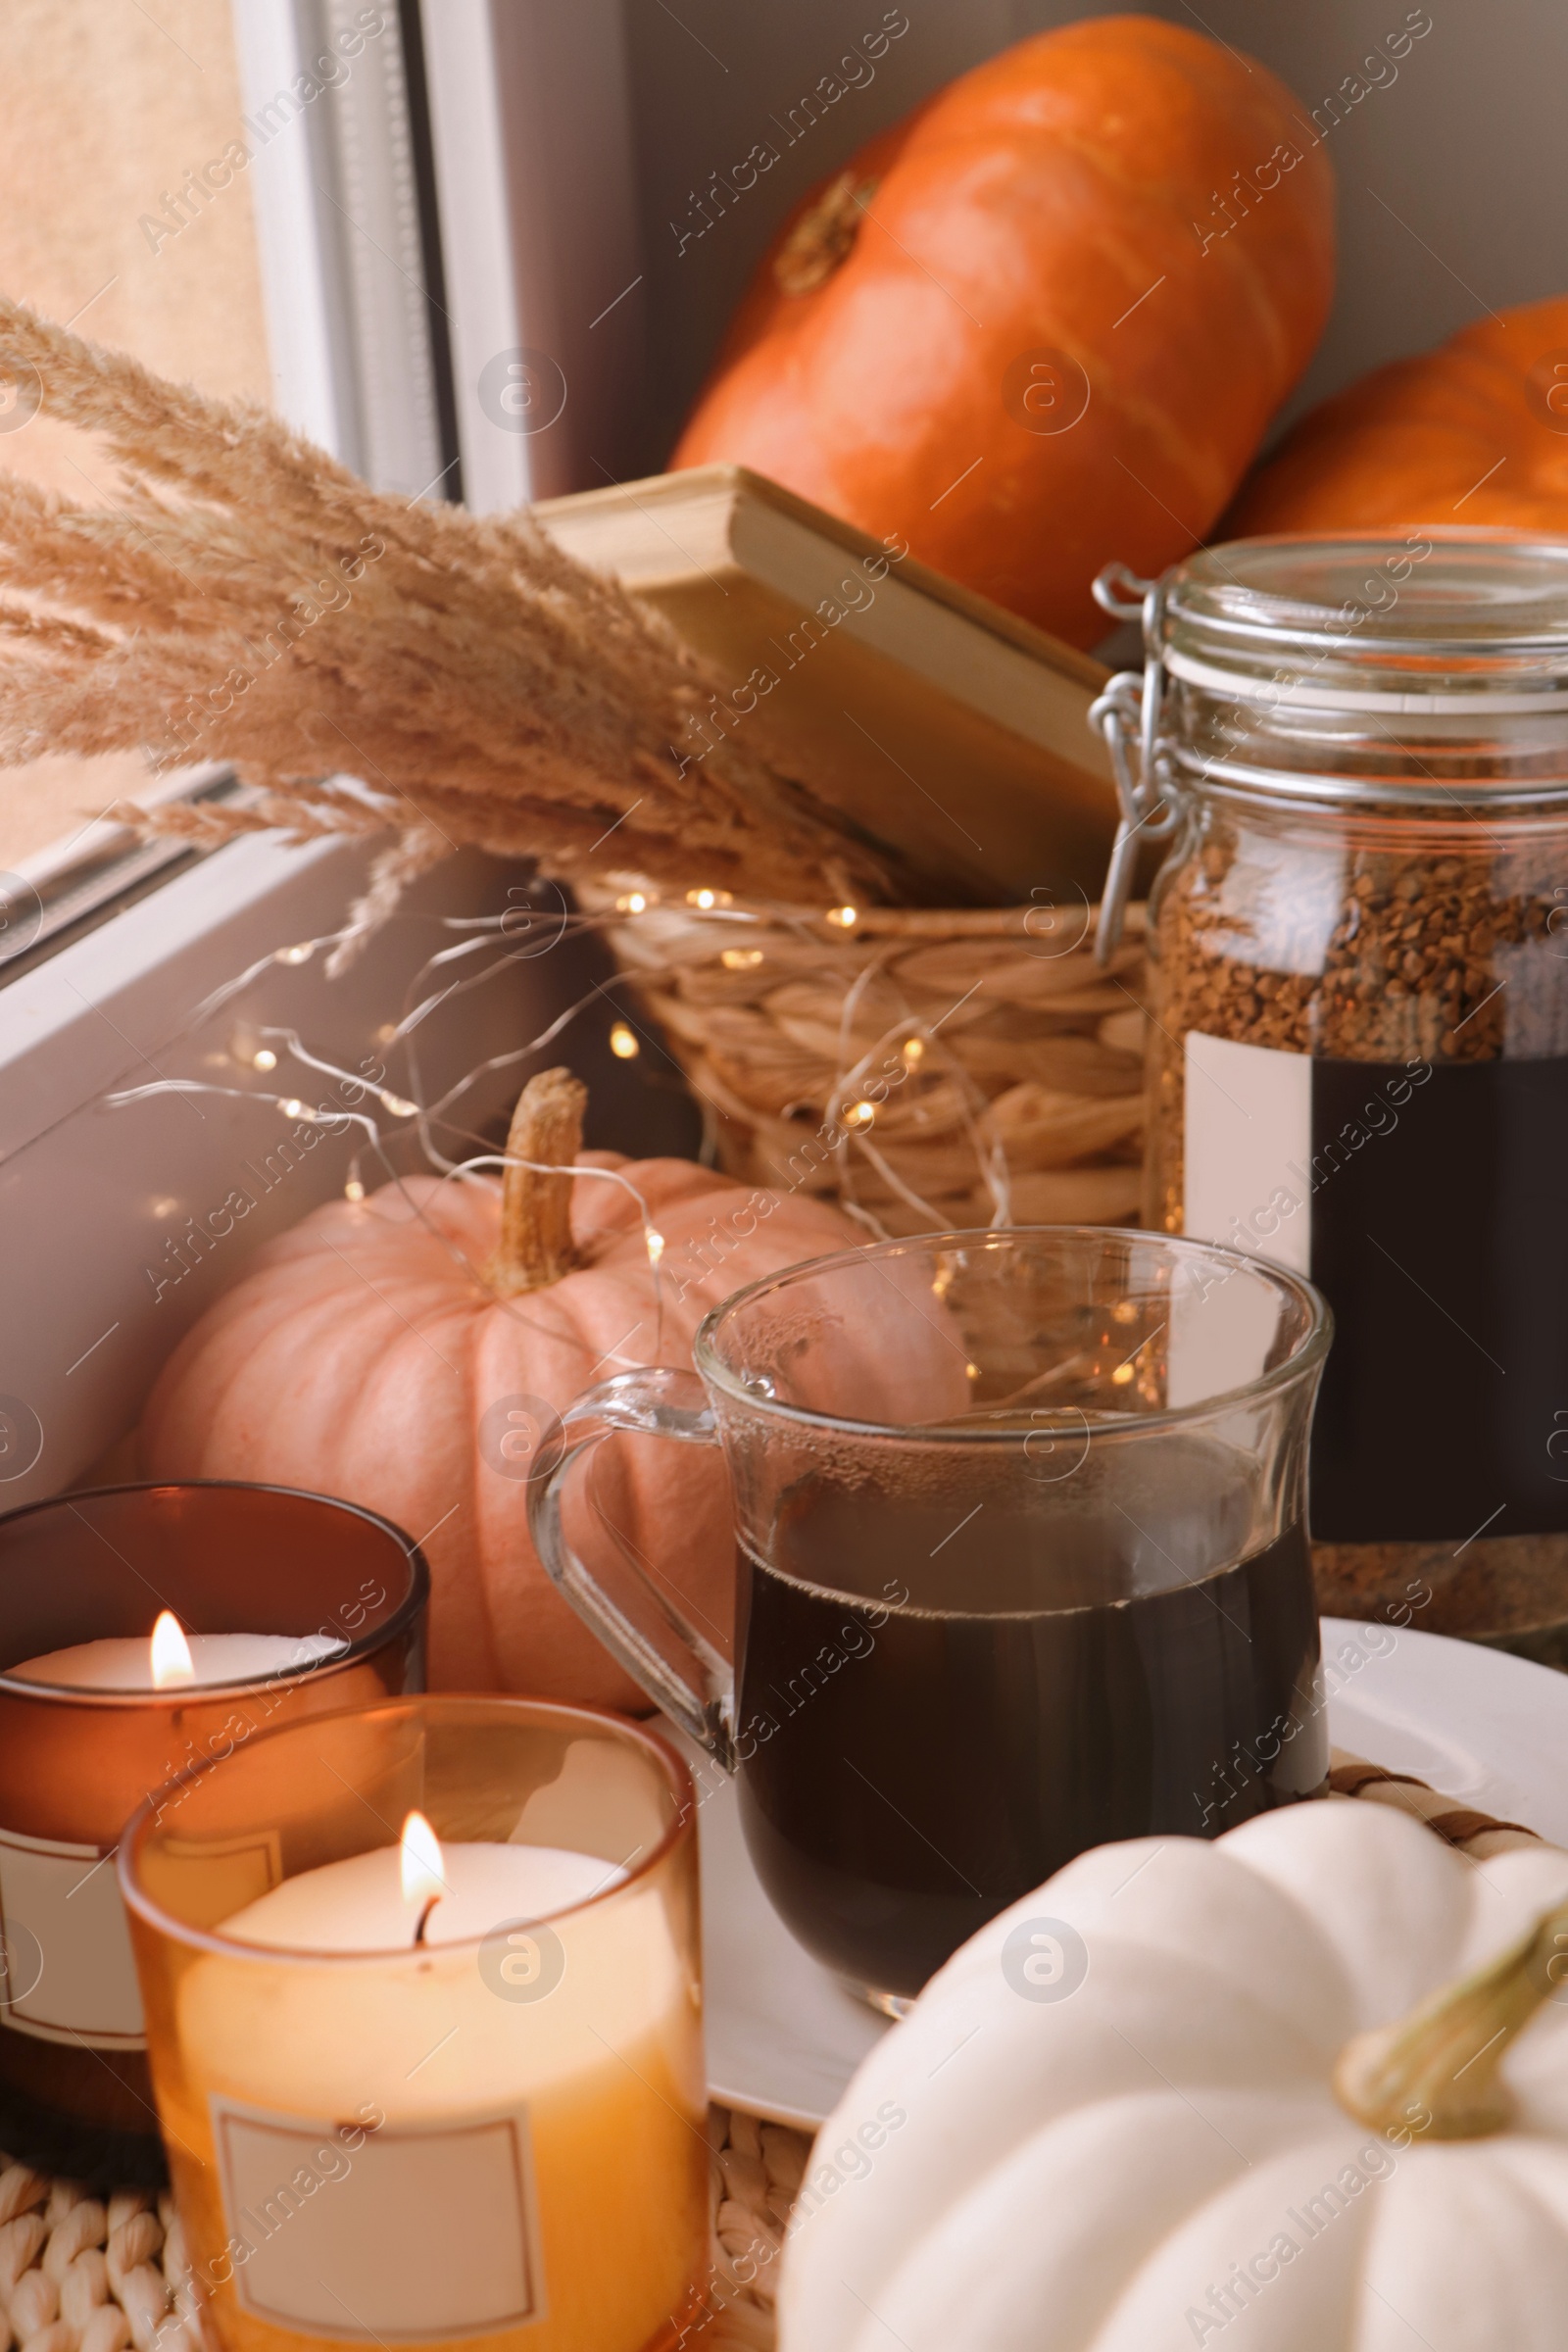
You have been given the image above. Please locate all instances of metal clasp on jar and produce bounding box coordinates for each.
[1089,562,1183,965]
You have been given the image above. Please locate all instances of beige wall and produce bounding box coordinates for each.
[0,0,272,867]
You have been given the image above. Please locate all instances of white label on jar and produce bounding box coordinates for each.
[1167,1034,1312,1411]
[212,2098,544,2340]
[0,1827,144,2046]
[1183,1032,1312,1274]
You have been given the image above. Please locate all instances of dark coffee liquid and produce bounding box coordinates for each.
[1307,1053,1568,1541]
[735,1444,1326,1999]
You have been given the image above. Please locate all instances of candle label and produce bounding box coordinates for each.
[0,1827,145,2046]
[212,2096,546,2339]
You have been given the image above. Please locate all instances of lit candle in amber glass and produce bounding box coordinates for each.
[0,1482,428,2183]
[121,1697,707,2352]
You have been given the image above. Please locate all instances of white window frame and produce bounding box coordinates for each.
[0,830,579,1505]
[229,0,455,497]
[417,0,645,510]
[229,0,649,508]
[0,0,650,1497]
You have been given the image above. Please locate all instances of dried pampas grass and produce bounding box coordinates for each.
[0,299,903,912]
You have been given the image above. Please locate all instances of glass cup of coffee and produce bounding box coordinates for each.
[529,1228,1332,2015]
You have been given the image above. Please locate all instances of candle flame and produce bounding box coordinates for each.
[150,1611,195,1690]
[400,1810,445,1909]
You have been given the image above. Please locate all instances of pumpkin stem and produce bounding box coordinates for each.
[773,172,879,296]
[1333,1893,1568,2140]
[490,1066,588,1296]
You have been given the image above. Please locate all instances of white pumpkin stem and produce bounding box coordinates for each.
[490,1066,588,1296]
[1334,1895,1568,2140]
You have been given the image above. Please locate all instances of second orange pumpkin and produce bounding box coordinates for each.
[672,15,1335,648]
[1228,294,1568,536]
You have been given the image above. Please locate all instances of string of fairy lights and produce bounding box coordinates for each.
[103,874,1010,1330]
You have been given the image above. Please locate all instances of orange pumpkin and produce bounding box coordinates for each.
[1229,294,1568,535]
[139,1070,860,1707]
[671,15,1334,648]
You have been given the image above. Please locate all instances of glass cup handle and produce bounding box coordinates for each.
[527,1366,737,1768]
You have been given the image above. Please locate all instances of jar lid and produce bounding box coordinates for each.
[1088,532,1568,961]
[1161,530,1568,716]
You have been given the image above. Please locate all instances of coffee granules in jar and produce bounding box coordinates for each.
[1094,533,1568,1665]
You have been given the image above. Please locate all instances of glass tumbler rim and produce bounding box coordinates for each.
[118,1692,696,1965]
[0,1479,431,1709]
[692,1224,1332,1444]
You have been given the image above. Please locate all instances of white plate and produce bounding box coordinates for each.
[1319,1614,1568,1844]
[681,1617,1568,2130]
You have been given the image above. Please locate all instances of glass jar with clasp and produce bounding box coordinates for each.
[1090,529,1568,1666]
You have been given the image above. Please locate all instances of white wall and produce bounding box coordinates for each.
[1158,0,1568,437]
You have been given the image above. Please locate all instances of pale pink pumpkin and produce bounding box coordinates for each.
[139,1070,860,1706]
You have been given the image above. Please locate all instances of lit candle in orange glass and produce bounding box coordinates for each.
[0,1482,428,2182]
[121,1697,708,2352]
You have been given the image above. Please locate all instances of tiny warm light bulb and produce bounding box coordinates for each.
[902,1036,925,1066]
[846,1100,875,1127]
[610,1022,640,1059]
[276,943,315,966]
[344,1176,367,1203]
[1111,1362,1136,1386]
[379,1091,419,1118]
[646,1229,665,1265]
[616,892,648,915]
[721,948,763,970]
[150,1611,195,1690]
[826,905,858,929]
[252,1047,277,1073]
[401,1810,445,1911]
[278,1099,310,1120]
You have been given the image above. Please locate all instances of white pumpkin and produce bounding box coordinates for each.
[780,1799,1568,2352]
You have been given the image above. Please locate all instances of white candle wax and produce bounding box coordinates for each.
[223,1841,623,1949]
[169,1836,706,2352]
[9,1631,346,1690]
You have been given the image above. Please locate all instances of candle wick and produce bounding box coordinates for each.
[414,1895,441,1947]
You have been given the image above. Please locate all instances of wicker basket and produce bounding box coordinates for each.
[591,888,1149,1238]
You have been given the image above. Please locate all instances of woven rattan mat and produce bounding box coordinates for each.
[0,1752,1539,2352]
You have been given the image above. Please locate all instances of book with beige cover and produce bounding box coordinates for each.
[534,465,1115,907]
